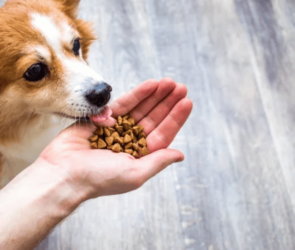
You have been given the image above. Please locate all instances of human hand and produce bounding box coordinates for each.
[40,78,193,199]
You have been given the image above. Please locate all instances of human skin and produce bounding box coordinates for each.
[0,78,193,250]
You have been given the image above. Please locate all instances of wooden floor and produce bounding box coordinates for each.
[1,0,295,249]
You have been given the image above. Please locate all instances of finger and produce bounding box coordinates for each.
[110,79,159,117]
[130,149,184,186]
[138,83,187,135]
[147,98,193,152]
[129,78,176,123]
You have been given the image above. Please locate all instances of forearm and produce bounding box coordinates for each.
[0,158,85,250]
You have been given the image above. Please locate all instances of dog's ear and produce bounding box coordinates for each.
[53,0,81,19]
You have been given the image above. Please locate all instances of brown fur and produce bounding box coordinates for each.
[0,0,95,145]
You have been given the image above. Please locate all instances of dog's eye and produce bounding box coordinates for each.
[24,63,48,82]
[73,38,81,56]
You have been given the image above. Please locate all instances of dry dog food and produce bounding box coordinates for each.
[89,115,150,158]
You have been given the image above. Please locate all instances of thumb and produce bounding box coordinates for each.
[58,121,97,141]
[134,149,184,183]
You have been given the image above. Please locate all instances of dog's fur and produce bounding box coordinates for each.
[0,0,108,187]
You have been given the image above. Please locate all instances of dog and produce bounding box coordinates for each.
[0,0,113,188]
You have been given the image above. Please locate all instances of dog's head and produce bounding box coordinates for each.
[0,0,112,125]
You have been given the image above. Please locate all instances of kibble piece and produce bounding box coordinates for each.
[114,136,124,145]
[105,136,114,146]
[104,127,111,137]
[98,138,107,149]
[122,129,132,136]
[112,143,122,153]
[132,136,137,143]
[138,138,147,147]
[125,142,133,149]
[132,126,140,135]
[94,126,104,136]
[132,143,140,152]
[118,116,123,125]
[91,142,98,149]
[109,127,116,134]
[123,121,132,131]
[112,131,119,138]
[138,125,144,134]
[123,115,129,120]
[124,134,132,144]
[128,117,135,126]
[141,147,150,156]
[89,135,98,142]
[128,130,135,139]
[125,149,133,155]
[116,126,124,135]
[132,151,139,158]
[138,132,146,140]
[107,146,113,150]
[125,131,135,141]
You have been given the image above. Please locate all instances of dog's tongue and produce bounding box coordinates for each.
[90,106,112,123]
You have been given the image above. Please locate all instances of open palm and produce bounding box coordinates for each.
[40,78,193,198]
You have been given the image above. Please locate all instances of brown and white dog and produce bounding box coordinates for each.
[0,0,113,187]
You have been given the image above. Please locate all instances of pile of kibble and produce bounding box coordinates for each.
[89,115,150,158]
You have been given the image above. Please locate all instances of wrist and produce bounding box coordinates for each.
[2,157,86,218]
[0,158,87,249]
[30,157,87,214]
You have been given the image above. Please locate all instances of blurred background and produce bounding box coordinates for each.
[2,0,294,249]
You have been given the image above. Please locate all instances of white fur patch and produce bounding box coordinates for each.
[31,13,63,53]
[31,13,80,58]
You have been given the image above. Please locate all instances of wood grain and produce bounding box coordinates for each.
[1,0,295,249]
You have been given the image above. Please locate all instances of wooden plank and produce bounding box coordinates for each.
[172,0,295,249]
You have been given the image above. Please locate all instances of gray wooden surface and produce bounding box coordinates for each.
[2,0,295,249]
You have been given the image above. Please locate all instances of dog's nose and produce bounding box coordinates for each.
[85,82,112,108]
